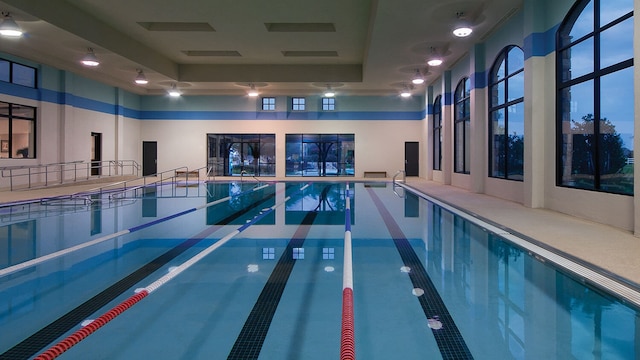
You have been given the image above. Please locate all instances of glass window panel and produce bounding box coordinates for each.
[507,103,524,180]
[561,80,595,189]
[464,78,471,98]
[455,121,465,173]
[286,136,303,176]
[600,0,633,27]
[0,102,9,116]
[0,117,8,159]
[463,98,471,118]
[493,56,506,82]
[12,104,35,119]
[464,120,471,173]
[600,17,633,70]
[568,1,594,42]
[490,109,506,177]
[565,38,595,80]
[0,60,9,82]
[507,47,524,74]
[433,128,441,171]
[599,67,633,194]
[11,63,36,88]
[11,119,34,158]
[507,72,524,102]
[433,97,442,128]
[455,102,465,120]
[492,81,505,106]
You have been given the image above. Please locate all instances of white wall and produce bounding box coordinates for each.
[140,119,424,178]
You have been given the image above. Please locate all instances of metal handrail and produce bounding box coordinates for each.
[0,160,140,190]
[392,170,406,184]
[392,170,406,198]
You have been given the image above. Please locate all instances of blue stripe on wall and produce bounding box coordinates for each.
[0,86,426,121]
[139,110,426,120]
[524,25,559,59]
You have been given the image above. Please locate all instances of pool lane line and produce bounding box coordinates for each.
[366,187,474,360]
[1,185,281,360]
[32,183,310,360]
[340,183,355,360]
[0,184,271,278]
[227,183,331,360]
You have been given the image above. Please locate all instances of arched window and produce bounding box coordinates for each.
[488,46,524,180]
[557,0,634,195]
[432,95,442,171]
[454,77,471,174]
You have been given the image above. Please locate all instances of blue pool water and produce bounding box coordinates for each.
[0,181,638,359]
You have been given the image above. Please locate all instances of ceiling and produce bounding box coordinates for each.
[0,0,522,97]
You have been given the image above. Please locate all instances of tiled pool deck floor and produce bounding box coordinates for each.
[2,176,639,293]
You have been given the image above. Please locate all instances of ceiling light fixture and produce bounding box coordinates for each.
[324,85,335,97]
[427,47,443,66]
[411,69,424,85]
[452,12,473,37]
[247,84,259,97]
[134,69,148,85]
[400,85,412,98]
[0,12,22,37]
[81,48,100,67]
[168,83,181,97]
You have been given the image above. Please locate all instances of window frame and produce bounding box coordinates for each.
[292,97,306,111]
[322,97,336,111]
[555,0,634,195]
[454,77,471,174]
[0,102,37,159]
[432,95,442,171]
[488,45,525,181]
[0,59,37,88]
[261,97,276,111]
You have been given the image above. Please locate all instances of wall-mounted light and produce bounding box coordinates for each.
[168,83,181,97]
[0,12,22,37]
[134,69,148,85]
[247,84,259,97]
[81,48,100,67]
[452,12,473,37]
[411,69,424,85]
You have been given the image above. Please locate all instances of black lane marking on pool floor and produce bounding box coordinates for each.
[0,187,279,360]
[366,187,474,360]
[227,186,329,359]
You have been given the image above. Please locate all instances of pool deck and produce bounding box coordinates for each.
[2,176,639,293]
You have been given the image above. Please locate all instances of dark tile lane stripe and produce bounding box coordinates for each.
[227,185,329,359]
[0,187,279,360]
[366,187,474,360]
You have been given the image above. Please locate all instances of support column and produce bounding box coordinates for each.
[469,43,486,194]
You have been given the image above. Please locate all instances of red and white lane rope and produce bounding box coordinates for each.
[340,183,355,360]
[0,184,270,278]
[33,183,309,360]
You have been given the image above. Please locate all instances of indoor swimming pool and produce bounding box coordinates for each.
[1,181,639,359]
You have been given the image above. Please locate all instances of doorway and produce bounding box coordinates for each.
[142,141,157,176]
[405,141,419,176]
[90,132,102,176]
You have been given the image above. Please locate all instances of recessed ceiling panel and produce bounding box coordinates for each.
[265,23,336,32]
[138,22,215,32]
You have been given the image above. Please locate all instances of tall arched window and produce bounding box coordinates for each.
[454,77,471,174]
[489,46,524,180]
[433,95,442,171]
[557,0,634,195]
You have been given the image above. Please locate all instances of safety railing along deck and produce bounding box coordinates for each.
[0,160,140,191]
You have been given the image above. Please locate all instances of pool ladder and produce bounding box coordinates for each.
[392,170,405,198]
